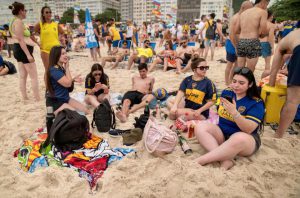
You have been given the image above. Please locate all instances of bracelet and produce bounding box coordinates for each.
[233,112,241,120]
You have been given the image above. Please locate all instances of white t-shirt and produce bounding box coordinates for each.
[177,25,183,38]
[126,26,133,38]
[197,21,206,39]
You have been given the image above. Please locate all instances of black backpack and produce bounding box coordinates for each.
[92,99,116,132]
[205,21,216,40]
[43,109,89,151]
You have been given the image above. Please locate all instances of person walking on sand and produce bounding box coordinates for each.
[269,29,300,138]
[225,0,253,86]
[34,6,64,69]
[9,2,40,101]
[233,0,269,72]
[116,63,155,123]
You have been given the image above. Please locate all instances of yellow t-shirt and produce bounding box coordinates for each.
[136,48,153,58]
[109,25,121,41]
[40,21,60,54]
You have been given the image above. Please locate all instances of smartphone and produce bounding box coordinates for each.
[224,95,233,103]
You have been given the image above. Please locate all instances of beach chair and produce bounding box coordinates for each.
[172,43,178,51]
[117,40,132,61]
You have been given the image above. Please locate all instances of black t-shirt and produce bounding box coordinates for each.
[85,73,109,96]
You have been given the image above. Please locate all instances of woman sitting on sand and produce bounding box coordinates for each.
[168,57,216,120]
[45,46,89,115]
[148,40,177,72]
[195,67,265,170]
[84,63,110,108]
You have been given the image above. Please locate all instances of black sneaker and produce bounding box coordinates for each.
[109,129,131,137]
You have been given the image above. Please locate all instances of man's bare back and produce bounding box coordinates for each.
[132,75,155,94]
[239,7,268,39]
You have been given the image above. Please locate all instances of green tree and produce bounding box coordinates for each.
[233,0,244,14]
[270,0,300,21]
[94,8,121,23]
[60,8,86,24]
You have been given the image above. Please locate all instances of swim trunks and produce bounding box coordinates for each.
[237,38,262,59]
[225,39,237,62]
[260,42,272,58]
[122,91,145,107]
[13,43,34,64]
[287,45,300,86]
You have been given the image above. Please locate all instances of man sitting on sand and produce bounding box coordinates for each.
[100,40,130,69]
[175,36,197,73]
[127,40,155,70]
[116,63,155,123]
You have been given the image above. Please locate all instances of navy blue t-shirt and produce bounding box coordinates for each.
[49,65,70,102]
[218,89,265,136]
[179,76,216,118]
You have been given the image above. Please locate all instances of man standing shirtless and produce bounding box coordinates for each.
[260,10,276,78]
[116,63,155,123]
[234,0,269,71]
[225,1,253,85]
[269,29,300,138]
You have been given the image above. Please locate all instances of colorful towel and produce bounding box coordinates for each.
[14,128,135,189]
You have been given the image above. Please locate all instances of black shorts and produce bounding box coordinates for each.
[46,97,67,112]
[122,91,145,107]
[237,38,262,59]
[199,40,205,49]
[177,57,190,65]
[224,132,261,154]
[13,43,34,64]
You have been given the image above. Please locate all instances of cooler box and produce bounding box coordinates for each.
[261,85,287,124]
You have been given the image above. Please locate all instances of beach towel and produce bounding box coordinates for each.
[14,128,135,189]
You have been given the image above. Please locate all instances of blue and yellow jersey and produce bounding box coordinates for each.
[179,76,216,118]
[218,89,265,136]
[49,65,70,102]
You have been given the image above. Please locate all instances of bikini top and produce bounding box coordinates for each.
[9,17,31,37]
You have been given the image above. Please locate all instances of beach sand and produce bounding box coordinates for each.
[0,45,299,198]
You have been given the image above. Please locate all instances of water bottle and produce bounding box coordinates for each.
[46,106,55,133]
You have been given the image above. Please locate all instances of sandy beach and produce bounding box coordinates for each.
[0,44,299,198]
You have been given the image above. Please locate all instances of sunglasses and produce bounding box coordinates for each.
[45,11,52,14]
[234,67,250,74]
[145,42,150,45]
[93,73,102,77]
[196,66,209,70]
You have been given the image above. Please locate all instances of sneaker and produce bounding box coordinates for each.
[109,129,131,137]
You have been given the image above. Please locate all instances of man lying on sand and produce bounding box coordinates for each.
[116,63,155,123]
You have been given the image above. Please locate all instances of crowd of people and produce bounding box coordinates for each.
[1,0,299,170]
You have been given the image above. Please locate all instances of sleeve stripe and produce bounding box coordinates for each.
[245,115,262,123]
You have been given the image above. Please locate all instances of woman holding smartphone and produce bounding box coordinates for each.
[84,63,110,108]
[195,67,265,170]
[45,46,89,115]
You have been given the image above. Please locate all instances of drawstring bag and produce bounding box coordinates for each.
[143,117,177,156]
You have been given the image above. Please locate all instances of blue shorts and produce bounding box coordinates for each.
[261,42,272,58]
[112,40,120,48]
[204,39,215,47]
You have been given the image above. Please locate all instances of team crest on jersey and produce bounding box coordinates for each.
[192,82,197,88]
[238,106,246,113]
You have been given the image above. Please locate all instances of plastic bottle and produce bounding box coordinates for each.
[46,106,55,133]
[144,101,150,116]
[176,130,193,154]
[155,100,161,120]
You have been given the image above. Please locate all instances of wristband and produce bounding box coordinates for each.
[233,112,241,120]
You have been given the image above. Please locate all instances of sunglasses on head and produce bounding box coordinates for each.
[234,67,250,74]
[196,66,209,70]
[93,73,102,77]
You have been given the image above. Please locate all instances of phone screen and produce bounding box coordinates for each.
[224,95,233,103]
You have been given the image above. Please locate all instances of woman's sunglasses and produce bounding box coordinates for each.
[45,11,52,14]
[93,73,102,77]
[234,67,250,74]
[196,66,209,71]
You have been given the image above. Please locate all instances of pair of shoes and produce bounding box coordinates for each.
[109,129,131,137]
